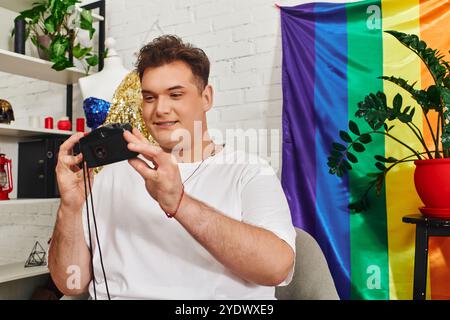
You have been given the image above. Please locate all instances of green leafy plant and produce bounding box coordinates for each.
[13,0,99,73]
[328,30,450,213]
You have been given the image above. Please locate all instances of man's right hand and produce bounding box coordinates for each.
[56,132,93,212]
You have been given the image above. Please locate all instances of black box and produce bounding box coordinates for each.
[18,136,67,198]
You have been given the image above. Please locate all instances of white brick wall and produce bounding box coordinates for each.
[0,199,59,265]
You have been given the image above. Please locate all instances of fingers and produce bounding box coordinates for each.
[132,128,148,143]
[127,142,164,165]
[62,153,83,167]
[140,154,159,170]
[124,127,172,166]
[123,129,141,144]
[128,157,157,180]
[59,132,84,156]
[57,153,84,173]
[80,167,94,181]
[123,128,151,146]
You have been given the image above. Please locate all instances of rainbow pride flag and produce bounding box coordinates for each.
[280,0,450,299]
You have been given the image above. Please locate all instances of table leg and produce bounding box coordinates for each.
[413,224,428,300]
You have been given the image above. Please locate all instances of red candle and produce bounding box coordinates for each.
[76,118,85,132]
[57,117,71,131]
[44,117,53,129]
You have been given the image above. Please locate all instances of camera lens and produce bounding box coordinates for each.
[94,146,107,159]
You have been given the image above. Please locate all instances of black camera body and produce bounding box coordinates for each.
[79,123,138,168]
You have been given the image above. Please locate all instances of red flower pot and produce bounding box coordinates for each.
[414,158,450,218]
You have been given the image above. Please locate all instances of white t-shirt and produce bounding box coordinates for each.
[82,144,296,300]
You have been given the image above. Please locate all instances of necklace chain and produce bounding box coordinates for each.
[182,143,218,185]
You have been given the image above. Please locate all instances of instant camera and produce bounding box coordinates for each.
[79,123,138,168]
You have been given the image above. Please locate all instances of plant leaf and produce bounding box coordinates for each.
[50,36,69,58]
[349,120,360,136]
[51,56,73,71]
[332,142,347,151]
[88,26,96,40]
[441,88,450,150]
[380,75,436,112]
[342,160,352,170]
[367,173,380,178]
[375,155,388,162]
[426,85,441,106]
[331,150,341,158]
[43,16,57,34]
[80,9,95,39]
[347,152,358,163]
[340,131,352,143]
[385,30,447,86]
[73,43,91,59]
[80,9,93,25]
[375,162,386,171]
[355,91,390,130]
[86,55,99,67]
[353,142,365,153]
[359,134,372,144]
[393,93,402,112]
[385,30,446,85]
[386,157,398,163]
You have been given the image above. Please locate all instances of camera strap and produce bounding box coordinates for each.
[82,161,111,300]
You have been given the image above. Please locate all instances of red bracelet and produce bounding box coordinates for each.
[163,186,185,218]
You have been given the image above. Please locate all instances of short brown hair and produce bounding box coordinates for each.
[135,35,210,92]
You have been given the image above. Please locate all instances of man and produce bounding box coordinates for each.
[49,35,295,299]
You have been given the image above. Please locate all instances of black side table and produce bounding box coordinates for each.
[402,214,450,300]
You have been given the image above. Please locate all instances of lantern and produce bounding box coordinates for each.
[0,153,13,200]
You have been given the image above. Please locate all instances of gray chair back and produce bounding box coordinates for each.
[275,227,339,300]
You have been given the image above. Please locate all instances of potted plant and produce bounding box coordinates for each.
[327,30,450,217]
[13,0,99,74]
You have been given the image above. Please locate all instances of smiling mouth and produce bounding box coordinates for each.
[154,121,179,128]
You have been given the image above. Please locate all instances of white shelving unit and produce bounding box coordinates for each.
[0,2,104,294]
[0,49,86,85]
[0,262,48,284]
[0,0,35,13]
[0,198,60,205]
[0,123,75,138]
[0,0,104,21]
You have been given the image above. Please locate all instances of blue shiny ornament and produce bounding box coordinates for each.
[83,97,111,129]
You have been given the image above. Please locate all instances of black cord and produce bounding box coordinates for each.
[86,165,111,300]
[82,162,110,300]
[82,162,97,300]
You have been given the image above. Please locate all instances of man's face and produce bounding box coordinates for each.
[141,60,212,151]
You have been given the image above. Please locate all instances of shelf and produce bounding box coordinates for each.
[0,198,60,205]
[0,262,48,284]
[0,49,87,85]
[0,0,34,13]
[0,0,104,21]
[0,123,76,138]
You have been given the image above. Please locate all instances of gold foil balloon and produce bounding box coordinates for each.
[104,70,157,145]
[94,71,157,174]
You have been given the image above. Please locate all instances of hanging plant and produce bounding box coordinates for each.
[13,0,99,74]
